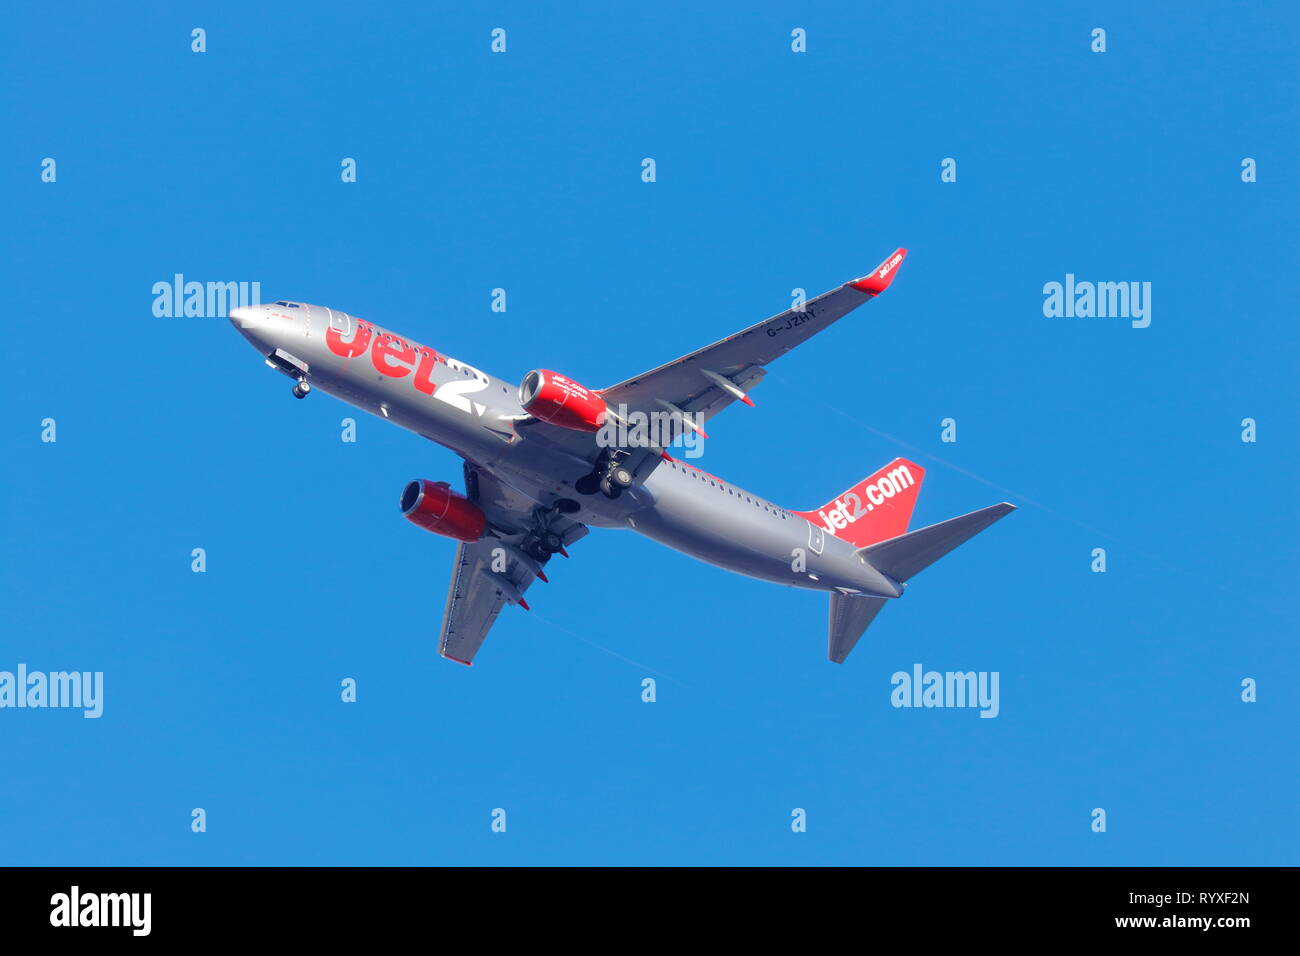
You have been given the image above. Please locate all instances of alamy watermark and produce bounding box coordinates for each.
[50,886,150,936]
[0,665,103,718]
[596,403,706,458]
[891,664,999,718]
[152,274,261,318]
[1042,274,1151,328]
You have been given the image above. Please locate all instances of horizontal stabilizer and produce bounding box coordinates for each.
[827,593,888,663]
[857,502,1016,582]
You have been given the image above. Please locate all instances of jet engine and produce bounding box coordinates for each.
[519,369,607,432]
[400,480,486,542]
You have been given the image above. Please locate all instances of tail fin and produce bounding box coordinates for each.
[793,458,925,549]
[825,502,1016,664]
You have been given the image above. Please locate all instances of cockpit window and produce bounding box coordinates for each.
[273,301,301,308]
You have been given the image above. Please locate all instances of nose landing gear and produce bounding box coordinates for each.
[265,349,311,398]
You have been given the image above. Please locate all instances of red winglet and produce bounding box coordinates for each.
[445,654,474,667]
[848,248,907,295]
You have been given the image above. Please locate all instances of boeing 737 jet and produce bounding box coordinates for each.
[228,249,1014,665]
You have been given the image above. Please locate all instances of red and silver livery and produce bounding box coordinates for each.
[228,248,1014,666]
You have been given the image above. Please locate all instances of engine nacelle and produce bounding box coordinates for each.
[519,369,607,432]
[400,479,486,542]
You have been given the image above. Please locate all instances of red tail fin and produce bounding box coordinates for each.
[793,458,925,549]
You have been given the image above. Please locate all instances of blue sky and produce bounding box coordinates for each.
[2,0,1296,865]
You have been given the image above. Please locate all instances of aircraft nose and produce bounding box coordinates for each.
[229,305,260,330]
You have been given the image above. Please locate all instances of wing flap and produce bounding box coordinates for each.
[439,540,510,665]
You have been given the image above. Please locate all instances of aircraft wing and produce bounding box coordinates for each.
[509,248,907,488]
[439,464,588,666]
[598,248,907,432]
[439,538,533,665]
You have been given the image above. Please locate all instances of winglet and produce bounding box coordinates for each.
[848,248,907,295]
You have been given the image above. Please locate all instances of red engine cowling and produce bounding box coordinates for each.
[400,480,486,542]
[519,369,607,432]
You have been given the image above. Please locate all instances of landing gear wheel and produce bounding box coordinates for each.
[524,538,551,563]
[578,454,632,497]
[541,531,564,554]
[292,380,311,399]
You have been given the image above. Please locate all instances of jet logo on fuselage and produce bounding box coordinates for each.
[325,320,490,415]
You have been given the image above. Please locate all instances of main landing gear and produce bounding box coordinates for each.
[574,452,634,500]
[519,504,569,564]
[292,376,311,400]
[521,529,565,564]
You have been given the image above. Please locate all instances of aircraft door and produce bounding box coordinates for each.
[328,309,353,338]
[807,520,825,556]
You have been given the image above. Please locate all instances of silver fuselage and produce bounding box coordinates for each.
[229,302,901,598]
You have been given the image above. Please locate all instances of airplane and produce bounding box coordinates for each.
[228,248,1014,666]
